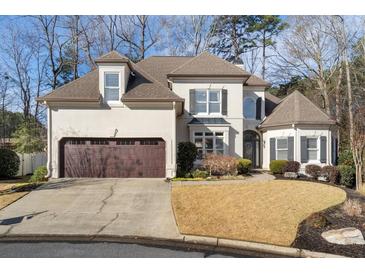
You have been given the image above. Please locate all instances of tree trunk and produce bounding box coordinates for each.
[262,31,266,80]
[335,65,343,152]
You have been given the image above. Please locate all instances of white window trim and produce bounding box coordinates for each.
[104,71,121,104]
[276,137,288,160]
[307,136,320,163]
[195,89,222,116]
[193,131,226,159]
[243,96,257,120]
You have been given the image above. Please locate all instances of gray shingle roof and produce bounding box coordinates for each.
[95,50,130,64]
[167,51,251,78]
[259,90,336,128]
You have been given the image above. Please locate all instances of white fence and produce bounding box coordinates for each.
[16,152,47,176]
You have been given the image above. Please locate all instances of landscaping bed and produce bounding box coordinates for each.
[292,187,365,257]
[172,180,346,246]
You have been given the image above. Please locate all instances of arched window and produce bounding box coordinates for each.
[243,97,256,119]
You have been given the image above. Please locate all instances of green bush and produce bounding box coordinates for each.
[0,148,20,178]
[338,149,355,167]
[176,142,198,177]
[269,160,288,174]
[282,161,301,173]
[237,158,252,174]
[321,165,340,184]
[305,164,322,179]
[338,165,356,188]
[191,169,209,179]
[29,166,48,183]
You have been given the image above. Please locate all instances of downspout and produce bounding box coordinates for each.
[172,101,177,177]
[46,104,52,178]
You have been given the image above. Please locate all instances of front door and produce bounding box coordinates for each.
[243,130,260,168]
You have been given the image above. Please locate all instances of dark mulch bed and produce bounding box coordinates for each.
[292,184,365,257]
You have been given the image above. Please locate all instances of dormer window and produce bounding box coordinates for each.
[104,72,120,101]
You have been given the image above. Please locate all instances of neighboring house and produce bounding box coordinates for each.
[37,51,337,178]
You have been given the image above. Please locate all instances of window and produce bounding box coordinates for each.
[195,89,221,114]
[104,72,120,101]
[116,140,135,145]
[307,137,318,161]
[69,140,85,145]
[276,138,288,160]
[243,97,256,119]
[90,140,109,145]
[194,131,224,159]
[140,140,159,145]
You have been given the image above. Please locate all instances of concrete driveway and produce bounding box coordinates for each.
[0,179,182,240]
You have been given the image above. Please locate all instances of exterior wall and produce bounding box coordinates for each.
[48,102,176,178]
[262,125,335,172]
[173,79,266,159]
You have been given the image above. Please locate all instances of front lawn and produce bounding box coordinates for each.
[171,180,346,246]
[0,192,28,210]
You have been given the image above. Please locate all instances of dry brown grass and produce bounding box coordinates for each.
[172,180,346,246]
[0,192,28,210]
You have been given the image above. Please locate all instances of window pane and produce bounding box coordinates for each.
[277,150,288,160]
[308,150,317,160]
[206,150,213,155]
[216,150,224,155]
[105,73,119,87]
[209,91,220,102]
[196,103,207,113]
[197,149,203,159]
[277,139,288,149]
[195,90,207,102]
[205,138,213,149]
[307,138,317,149]
[244,97,256,119]
[216,138,224,150]
[215,132,224,136]
[105,88,119,101]
[194,132,203,136]
[194,138,203,148]
[209,102,220,113]
[205,132,213,136]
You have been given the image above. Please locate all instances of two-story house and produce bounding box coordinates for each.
[37,51,338,178]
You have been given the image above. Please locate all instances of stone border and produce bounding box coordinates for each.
[0,234,345,258]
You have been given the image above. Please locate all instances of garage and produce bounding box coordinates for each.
[59,138,166,178]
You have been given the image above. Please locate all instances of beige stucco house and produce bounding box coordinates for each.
[37,51,337,178]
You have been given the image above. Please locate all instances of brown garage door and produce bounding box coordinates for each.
[60,138,165,178]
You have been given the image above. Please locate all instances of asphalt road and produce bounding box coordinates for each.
[0,241,257,258]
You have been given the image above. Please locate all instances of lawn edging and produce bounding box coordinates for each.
[0,233,345,258]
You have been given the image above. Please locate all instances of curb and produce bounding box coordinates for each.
[0,233,346,258]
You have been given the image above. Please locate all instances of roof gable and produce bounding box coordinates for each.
[167,51,251,78]
[259,90,335,128]
[95,50,130,63]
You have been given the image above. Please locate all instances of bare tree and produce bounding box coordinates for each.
[32,16,69,90]
[116,15,160,61]
[163,16,214,56]
[0,72,11,146]
[334,16,365,190]
[275,16,340,116]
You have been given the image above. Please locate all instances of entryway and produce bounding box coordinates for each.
[243,130,260,168]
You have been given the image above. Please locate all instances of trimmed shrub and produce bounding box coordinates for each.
[305,164,321,179]
[0,148,20,178]
[29,166,48,183]
[321,165,340,184]
[191,169,209,179]
[338,165,356,187]
[282,161,300,173]
[342,199,362,217]
[269,160,288,174]
[202,154,238,176]
[237,158,252,175]
[177,142,198,177]
[338,149,355,167]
